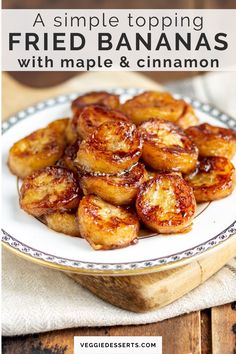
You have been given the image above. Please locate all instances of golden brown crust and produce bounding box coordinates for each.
[177,102,199,129]
[184,156,236,202]
[147,170,182,180]
[8,126,66,179]
[67,104,127,144]
[78,195,139,250]
[74,105,129,139]
[49,118,72,145]
[80,163,148,205]
[65,120,78,144]
[136,174,196,233]
[62,139,81,173]
[47,118,69,134]
[185,123,236,159]
[121,91,199,128]
[75,121,142,174]
[20,166,81,217]
[138,119,198,173]
[44,211,81,237]
[122,91,182,124]
[71,91,120,115]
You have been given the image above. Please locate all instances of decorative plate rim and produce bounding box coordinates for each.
[2,88,236,275]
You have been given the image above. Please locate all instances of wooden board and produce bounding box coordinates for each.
[211,303,236,354]
[3,303,236,354]
[2,311,201,354]
[2,72,236,313]
[68,236,236,312]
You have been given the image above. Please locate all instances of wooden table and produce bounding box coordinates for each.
[2,72,236,354]
[2,303,236,354]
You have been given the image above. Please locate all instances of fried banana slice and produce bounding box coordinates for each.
[71,91,120,115]
[74,105,129,139]
[121,91,199,128]
[20,166,81,217]
[177,103,199,130]
[44,211,81,237]
[67,104,127,144]
[138,119,198,173]
[185,123,236,159]
[65,120,78,144]
[8,125,66,179]
[47,118,69,134]
[78,195,139,250]
[75,121,142,174]
[147,170,182,179]
[136,174,196,234]
[184,156,236,202]
[80,163,148,205]
[62,139,81,173]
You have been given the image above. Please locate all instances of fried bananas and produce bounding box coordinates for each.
[75,121,142,174]
[138,119,198,173]
[80,163,148,205]
[121,91,199,128]
[122,91,181,124]
[147,170,182,180]
[78,195,139,250]
[65,120,78,144]
[67,104,128,144]
[184,156,236,202]
[185,123,236,159]
[47,118,69,134]
[67,97,124,144]
[62,139,81,173]
[73,105,129,139]
[9,89,236,247]
[20,166,81,217]
[177,104,199,130]
[136,174,196,234]
[44,211,81,237]
[71,91,120,115]
[8,125,66,179]
[69,90,119,143]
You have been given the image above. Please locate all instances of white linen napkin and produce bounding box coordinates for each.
[2,71,236,336]
[2,249,236,336]
[167,71,236,118]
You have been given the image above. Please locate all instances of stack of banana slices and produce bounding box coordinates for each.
[8,91,236,250]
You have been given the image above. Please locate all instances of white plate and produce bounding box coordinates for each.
[1,88,236,275]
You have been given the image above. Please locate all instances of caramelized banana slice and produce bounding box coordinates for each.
[74,105,129,139]
[71,91,120,115]
[75,121,142,174]
[67,104,127,144]
[47,118,69,134]
[78,195,139,250]
[136,174,196,234]
[8,126,66,179]
[20,166,81,217]
[177,103,199,130]
[185,123,236,159]
[49,118,72,144]
[138,119,198,173]
[121,91,199,128]
[44,212,81,237]
[80,163,148,205]
[62,139,81,173]
[122,91,181,124]
[65,120,78,144]
[147,170,182,179]
[184,156,236,202]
